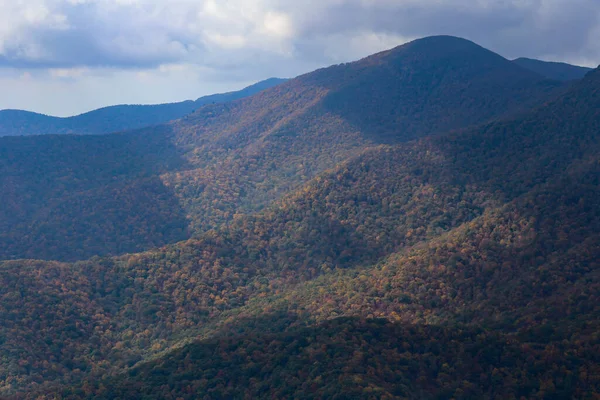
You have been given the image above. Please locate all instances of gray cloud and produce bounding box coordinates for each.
[285,0,600,65]
[1,0,598,70]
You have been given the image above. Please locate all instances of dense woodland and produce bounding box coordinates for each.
[0,36,599,398]
[0,128,190,260]
[57,317,600,399]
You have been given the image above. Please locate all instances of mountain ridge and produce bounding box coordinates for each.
[12,66,600,396]
[0,78,287,137]
[513,57,593,81]
[60,62,600,399]
[158,35,564,235]
[0,36,566,262]
[2,36,600,398]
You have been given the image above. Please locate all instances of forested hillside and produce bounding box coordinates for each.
[0,78,286,137]
[0,128,190,260]
[0,36,564,261]
[1,43,600,398]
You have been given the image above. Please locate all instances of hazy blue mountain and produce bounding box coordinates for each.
[0,78,287,137]
[513,57,592,81]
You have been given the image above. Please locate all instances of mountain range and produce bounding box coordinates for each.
[0,35,599,399]
[0,36,566,262]
[0,78,286,137]
[0,57,588,138]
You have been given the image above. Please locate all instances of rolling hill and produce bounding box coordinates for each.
[0,78,286,137]
[513,57,593,81]
[0,37,599,398]
[58,64,600,400]
[0,36,564,262]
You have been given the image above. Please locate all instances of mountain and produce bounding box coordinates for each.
[513,57,593,81]
[0,37,599,398]
[0,78,287,137]
[0,36,564,262]
[50,64,600,400]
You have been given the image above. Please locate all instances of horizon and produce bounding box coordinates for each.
[1,0,599,116]
[1,36,596,118]
[0,76,290,118]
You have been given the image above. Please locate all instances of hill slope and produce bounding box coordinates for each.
[0,36,564,262]
[0,128,191,260]
[104,35,568,234]
[70,316,600,400]
[513,57,592,81]
[64,65,600,400]
[0,78,286,137]
[2,57,600,397]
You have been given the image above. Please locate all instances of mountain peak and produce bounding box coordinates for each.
[301,34,550,92]
[339,35,539,86]
[376,35,494,60]
[406,34,480,47]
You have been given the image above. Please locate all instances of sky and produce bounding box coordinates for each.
[0,0,598,116]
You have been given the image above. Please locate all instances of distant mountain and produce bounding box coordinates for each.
[0,78,287,137]
[8,60,600,399]
[0,36,564,263]
[513,57,592,81]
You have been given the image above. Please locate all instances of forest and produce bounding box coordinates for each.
[0,36,599,399]
[0,36,563,261]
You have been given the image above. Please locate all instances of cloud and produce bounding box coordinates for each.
[0,0,299,69]
[0,0,596,70]
[0,0,598,115]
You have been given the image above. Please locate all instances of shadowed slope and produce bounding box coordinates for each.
[62,317,600,400]
[0,128,190,261]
